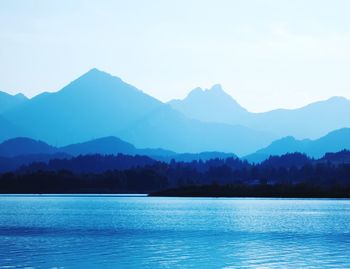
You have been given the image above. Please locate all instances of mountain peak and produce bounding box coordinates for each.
[209,84,223,92]
[79,68,120,81]
[58,68,131,97]
[187,87,204,97]
[168,83,249,125]
[326,96,349,102]
[88,67,101,73]
[0,91,29,114]
[14,93,28,100]
[0,91,27,99]
[86,67,108,75]
[186,84,230,99]
[0,137,56,157]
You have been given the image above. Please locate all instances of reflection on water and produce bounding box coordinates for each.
[0,195,349,268]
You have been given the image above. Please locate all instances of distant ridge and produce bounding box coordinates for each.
[0,91,28,114]
[245,128,350,163]
[0,136,237,165]
[168,84,249,124]
[169,86,350,139]
[2,69,273,155]
[0,137,56,157]
[2,68,350,155]
[3,68,163,146]
[61,136,137,156]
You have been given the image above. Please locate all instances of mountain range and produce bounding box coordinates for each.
[1,125,350,173]
[245,128,350,163]
[1,68,350,157]
[0,91,28,114]
[169,85,350,139]
[0,136,239,172]
[0,69,272,155]
[168,84,249,124]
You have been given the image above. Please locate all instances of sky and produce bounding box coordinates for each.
[1,0,350,112]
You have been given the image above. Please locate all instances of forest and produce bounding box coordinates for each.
[0,151,350,196]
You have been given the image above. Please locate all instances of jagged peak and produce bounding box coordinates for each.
[0,91,27,99]
[187,87,204,98]
[187,84,229,98]
[14,93,28,100]
[208,84,223,92]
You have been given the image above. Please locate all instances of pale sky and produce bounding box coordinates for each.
[1,0,350,112]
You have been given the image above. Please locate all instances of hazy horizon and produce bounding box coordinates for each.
[2,0,350,112]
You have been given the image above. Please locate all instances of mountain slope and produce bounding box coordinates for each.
[249,97,350,139]
[0,137,57,157]
[169,85,350,139]
[0,91,28,114]
[245,128,350,162]
[120,104,272,155]
[4,68,163,146]
[168,84,249,124]
[0,92,29,141]
[61,136,137,156]
[0,136,237,166]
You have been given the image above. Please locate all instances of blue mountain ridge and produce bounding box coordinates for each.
[1,126,350,172]
[0,136,238,172]
[169,87,350,139]
[1,68,350,156]
[0,91,28,114]
[1,69,273,155]
[244,128,350,163]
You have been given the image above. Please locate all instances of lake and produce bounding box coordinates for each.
[0,195,349,268]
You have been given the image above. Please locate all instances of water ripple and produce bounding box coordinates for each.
[0,196,350,268]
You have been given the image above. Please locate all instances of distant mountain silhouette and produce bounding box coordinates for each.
[0,92,28,141]
[61,136,137,156]
[168,84,249,124]
[5,69,349,155]
[0,137,57,157]
[0,136,237,165]
[0,91,28,114]
[2,69,273,155]
[249,97,350,139]
[4,68,163,146]
[169,86,350,139]
[121,104,272,155]
[245,128,350,162]
[0,136,140,158]
[61,136,177,159]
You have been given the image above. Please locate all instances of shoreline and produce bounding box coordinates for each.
[149,184,350,199]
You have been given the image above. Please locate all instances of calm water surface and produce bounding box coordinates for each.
[0,195,349,268]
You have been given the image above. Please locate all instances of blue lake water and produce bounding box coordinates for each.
[0,195,350,268]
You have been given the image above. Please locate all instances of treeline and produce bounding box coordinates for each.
[18,154,157,173]
[150,184,350,198]
[0,151,350,195]
[0,169,167,194]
